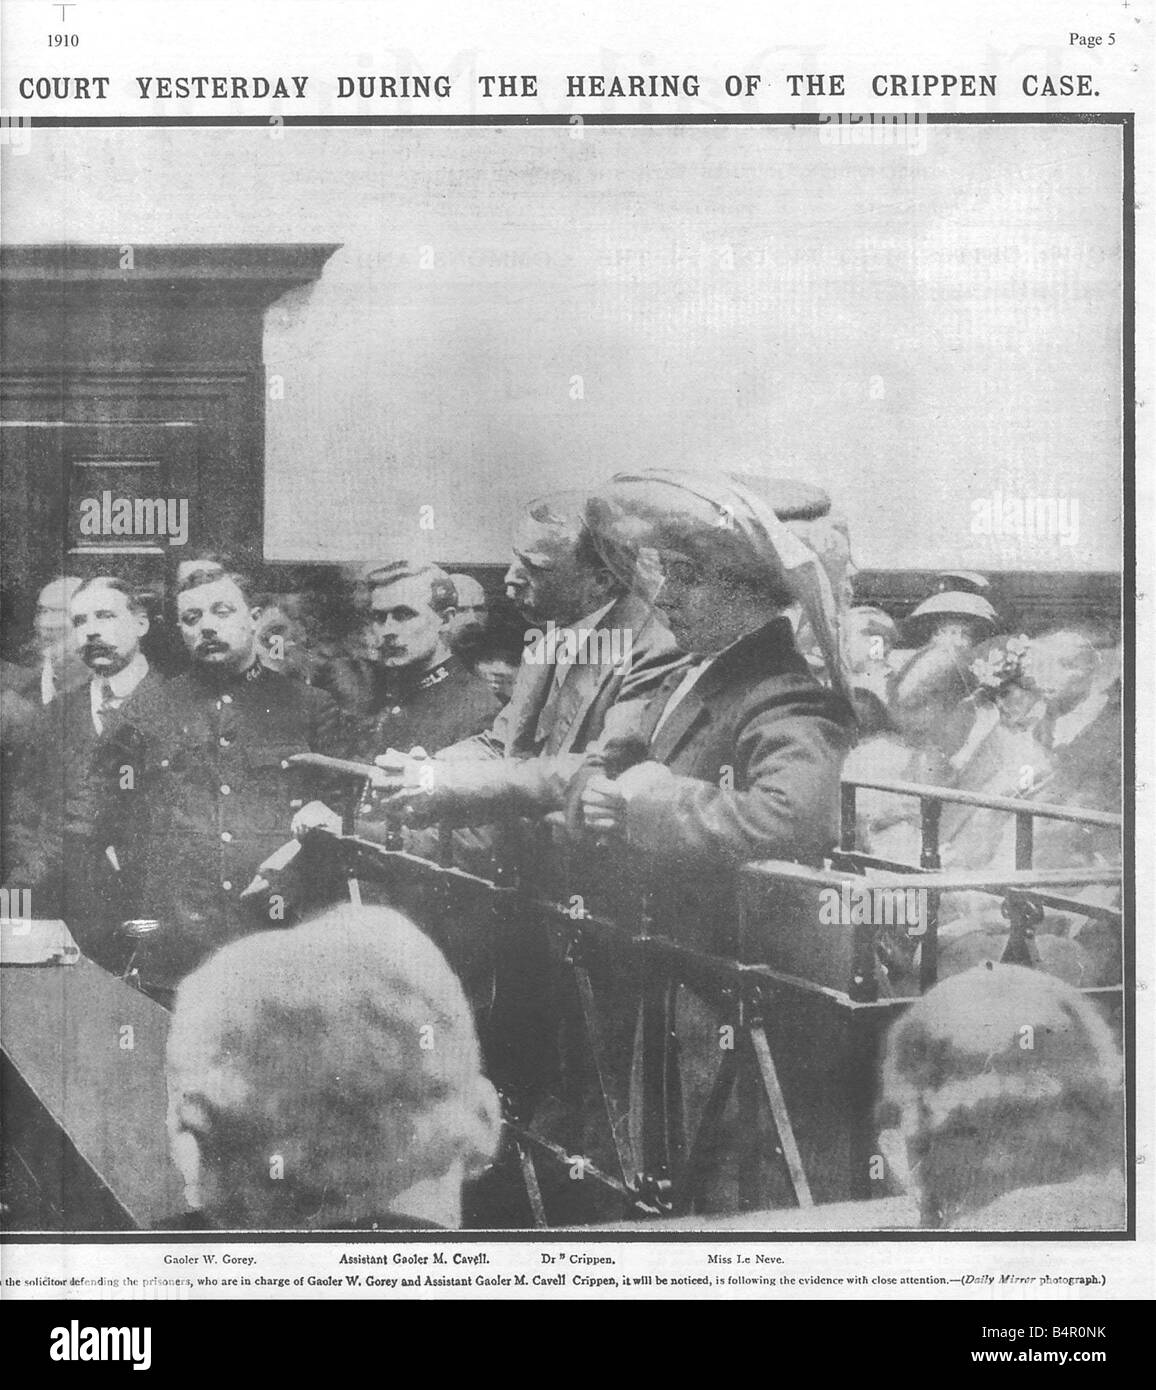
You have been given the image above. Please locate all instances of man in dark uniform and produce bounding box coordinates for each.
[4,577,164,970]
[118,565,345,1002]
[323,561,500,760]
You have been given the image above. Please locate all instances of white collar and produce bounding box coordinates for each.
[91,651,149,701]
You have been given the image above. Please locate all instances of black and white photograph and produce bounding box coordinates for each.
[0,0,1148,1307]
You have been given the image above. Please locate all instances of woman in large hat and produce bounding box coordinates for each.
[577,468,856,946]
[568,469,857,1211]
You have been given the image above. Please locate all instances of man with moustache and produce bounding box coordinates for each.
[4,577,164,969]
[321,562,500,762]
[380,492,684,828]
[116,565,345,1002]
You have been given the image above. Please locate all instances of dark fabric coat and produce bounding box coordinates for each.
[572,616,856,955]
[321,653,501,760]
[114,662,345,991]
[555,618,856,1215]
[496,591,685,761]
[4,670,166,970]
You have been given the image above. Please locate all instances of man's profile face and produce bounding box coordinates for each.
[370,574,449,671]
[503,521,601,627]
[845,611,892,672]
[69,585,148,677]
[1023,637,1097,714]
[178,576,259,671]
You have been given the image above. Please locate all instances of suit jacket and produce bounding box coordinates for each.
[4,669,166,968]
[115,662,345,991]
[499,591,684,759]
[2,654,90,707]
[427,592,686,823]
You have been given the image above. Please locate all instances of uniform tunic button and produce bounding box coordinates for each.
[222,880,232,891]
[391,706,402,715]
[280,759,290,769]
[219,737,231,747]
[222,694,233,705]
[220,784,232,795]
[160,759,170,768]
[220,831,233,843]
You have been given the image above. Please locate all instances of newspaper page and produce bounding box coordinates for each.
[0,0,1151,1319]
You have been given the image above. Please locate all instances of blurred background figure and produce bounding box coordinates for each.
[164,904,501,1231]
[843,643,978,864]
[7,575,88,706]
[877,964,1124,1230]
[450,604,528,707]
[845,604,898,710]
[446,573,488,646]
[254,596,315,682]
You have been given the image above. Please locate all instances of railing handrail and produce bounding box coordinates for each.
[743,858,1122,895]
[843,777,1122,828]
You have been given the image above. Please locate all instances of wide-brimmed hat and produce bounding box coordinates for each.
[586,469,852,703]
[722,471,832,522]
[903,590,998,644]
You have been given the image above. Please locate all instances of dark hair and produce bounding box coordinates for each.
[177,564,257,606]
[452,609,528,668]
[364,562,457,617]
[71,575,148,616]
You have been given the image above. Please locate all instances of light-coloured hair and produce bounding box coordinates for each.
[167,905,495,1226]
[878,964,1123,1226]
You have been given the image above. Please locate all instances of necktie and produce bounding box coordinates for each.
[95,679,117,732]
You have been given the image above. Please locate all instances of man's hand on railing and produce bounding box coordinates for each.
[581,762,673,837]
[371,746,430,786]
[290,800,343,839]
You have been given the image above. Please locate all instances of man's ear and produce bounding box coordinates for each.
[439,606,458,629]
[464,1077,502,1178]
[134,611,150,638]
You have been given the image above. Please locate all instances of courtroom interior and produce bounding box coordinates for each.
[0,120,1127,1234]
